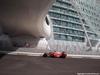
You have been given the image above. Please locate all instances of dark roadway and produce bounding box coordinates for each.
[0,54,100,75]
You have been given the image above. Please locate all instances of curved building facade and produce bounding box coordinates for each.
[0,0,55,49]
[0,0,55,39]
[48,0,100,52]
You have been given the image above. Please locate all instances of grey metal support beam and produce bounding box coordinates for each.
[72,0,92,51]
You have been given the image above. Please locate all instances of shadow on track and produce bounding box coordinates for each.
[0,54,6,59]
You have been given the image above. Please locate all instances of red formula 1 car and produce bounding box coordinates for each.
[43,51,67,58]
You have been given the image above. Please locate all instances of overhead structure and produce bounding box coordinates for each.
[0,0,55,39]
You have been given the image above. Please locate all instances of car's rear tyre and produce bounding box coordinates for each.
[43,53,48,57]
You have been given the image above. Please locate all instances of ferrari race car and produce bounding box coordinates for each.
[43,51,67,58]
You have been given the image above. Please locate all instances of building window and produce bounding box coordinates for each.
[61,21,67,26]
[68,30,73,34]
[48,12,53,17]
[61,35,67,40]
[52,19,61,25]
[54,1,61,5]
[67,36,73,41]
[53,27,60,32]
[54,13,61,18]
[54,34,60,40]
[60,9,67,13]
[61,15,67,20]
[60,28,67,33]
[53,7,60,12]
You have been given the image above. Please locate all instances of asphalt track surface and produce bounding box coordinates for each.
[0,54,100,75]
